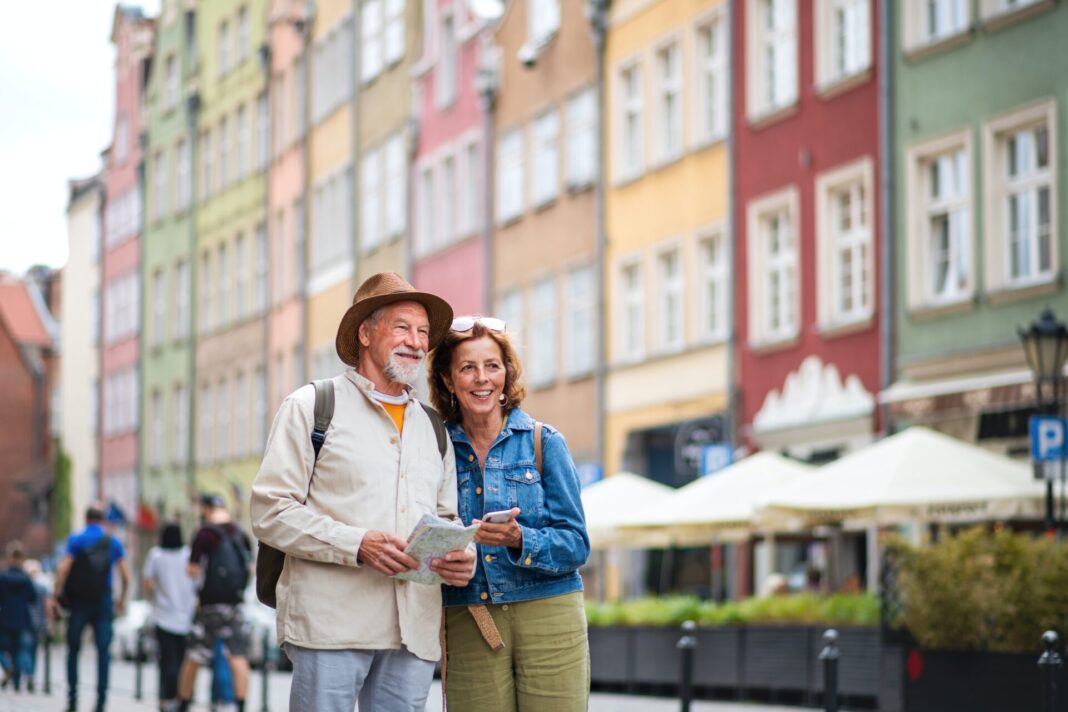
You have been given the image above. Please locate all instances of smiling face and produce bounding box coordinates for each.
[444,335,507,422]
[357,301,431,392]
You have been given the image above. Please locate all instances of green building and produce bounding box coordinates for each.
[883,0,1068,454]
[193,0,271,518]
[141,0,199,519]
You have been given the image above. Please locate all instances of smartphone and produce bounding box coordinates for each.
[481,509,516,524]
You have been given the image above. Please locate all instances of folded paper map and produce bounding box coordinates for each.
[395,513,478,585]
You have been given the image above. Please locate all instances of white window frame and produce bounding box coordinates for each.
[362,0,384,83]
[235,233,248,320]
[164,54,179,110]
[979,0,1050,26]
[199,251,213,334]
[236,104,250,180]
[385,0,406,66]
[362,146,383,252]
[218,20,231,76]
[176,137,191,211]
[566,87,597,190]
[201,129,213,200]
[234,371,248,458]
[816,157,875,330]
[614,58,644,183]
[814,0,872,92]
[695,225,729,343]
[497,289,525,362]
[199,383,213,464]
[436,10,457,109]
[385,132,407,240]
[746,185,800,347]
[745,0,798,122]
[173,384,188,465]
[257,92,269,171]
[692,10,728,147]
[416,163,435,255]
[441,150,458,245]
[255,223,269,313]
[218,116,230,189]
[152,269,166,347]
[653,37,684,165]
[529,277,558,388]
[461,136,482,236]
[217,242,230,328]
[531,109,560,208]
[153,150,168,221]
[174,259,190,340]
[496,127,524,224]
[902,0,970,53]
[217,378,231,462]
[150,391,163,469]
[983,98,1058,295]
[565,264,595,378]
[616,256,646,363]
[655,242,685,353]
[238,5,250,63]
[528,0,560,47]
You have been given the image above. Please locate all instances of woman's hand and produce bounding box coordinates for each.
[473,507,523,549]
[429,548,477,587]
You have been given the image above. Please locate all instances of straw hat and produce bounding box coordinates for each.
[335,272,453,367]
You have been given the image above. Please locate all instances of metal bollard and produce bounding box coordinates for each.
[43,628,51,694]
[677,620,698,712]
[819,629,839,712]
[134,629,144,700]
[261,628,272,712]
[1038,630,1063,712]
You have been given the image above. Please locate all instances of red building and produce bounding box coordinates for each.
[734,0,884,464]
[0,274,58,555]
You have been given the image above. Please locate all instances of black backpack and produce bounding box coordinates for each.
[200,525,250,604]
[62,535,111,606]
[254,379,449,608]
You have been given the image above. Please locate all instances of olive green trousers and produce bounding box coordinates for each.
[443,591,590,712]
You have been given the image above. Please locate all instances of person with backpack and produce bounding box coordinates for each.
[51,503,130,712]
[250,273,476,712]
[0,541,39,693]
[175,494,252,712]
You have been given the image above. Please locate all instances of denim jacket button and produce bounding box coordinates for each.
[475,487,482,495]
[480,592,488,601]
[525,472,533,480]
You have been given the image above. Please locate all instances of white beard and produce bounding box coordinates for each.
[384,348,424,385]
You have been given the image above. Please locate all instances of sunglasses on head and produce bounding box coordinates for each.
[451,316,507,333]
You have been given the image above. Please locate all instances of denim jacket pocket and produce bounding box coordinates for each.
[502,467,544,524]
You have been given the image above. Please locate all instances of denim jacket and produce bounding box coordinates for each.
[443,407,590,606]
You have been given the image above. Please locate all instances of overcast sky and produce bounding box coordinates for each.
[0,0,160,275]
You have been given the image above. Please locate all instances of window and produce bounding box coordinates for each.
[697,229,728,342]
[984,100,1057,293]
[199,251,212,333]
[417,165,435,254]
[656,246,684,351]
[694,14,727,144]
[201,129,213,200]
[294,197,305,292]
[362,147,383,251]
[150,391,163,469]
[496,129,524,224]
[815,0,871,88]
[235,233,248,320]
[254,367,267,451]
[199,383,213,464]
[273,212,286,304]
[903,0,969,50]
[385,0,406,65]
[173,384,188,465]
[294,55,307,138]
[746,0,798,120]
[218,20,231,76]
[980,0,1045,22]
[462,139,481,235]
[236,104,249,180]
[497,289,524,361]
[529,278,558,387]
[153,150,167,220]
[217,243,230,328]
[309,165,355,285]
[442,153,457,244]
[234,371,248,457]
[255,224,268,313]
[312,17,356,122]
[655,41,682,163]
[174,259,190,340]
[293,345,305,390]
[164,54,179,109]
[616,62,643,181]
[746,186,800,345]
[257,92,269,171]
[238,6,250,63]
[218,116,230,189]
[617,260,645,361]
[362,0,384,82]
[437,13,457,108]
[565,266,594,377]
[531,111,560,207]
[115,113,129,165]
[529,0,560,46]
[152,269,166,347]
[176,137,191,211]
[385,133,406,239]
[816,158,874,328]
[217,378,231,461]
[566,89,596,188]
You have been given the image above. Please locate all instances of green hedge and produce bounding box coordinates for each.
[585,593,879,628]
[890,527,1068,653]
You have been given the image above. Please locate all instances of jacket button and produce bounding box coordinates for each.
[480,592,488,601]
[525,472,533,480]
[484,554,493,562]
[475,487,482,495]
[468,454,475,462]
[524,556,532,566]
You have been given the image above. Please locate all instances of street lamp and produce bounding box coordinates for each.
[1019,307,1068,535]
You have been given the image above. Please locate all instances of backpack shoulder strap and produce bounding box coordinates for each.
[418,401,448,459]
[311,379,335,460]
[533,421,543,473]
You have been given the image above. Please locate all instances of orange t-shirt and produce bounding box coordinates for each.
[382,401,405,434]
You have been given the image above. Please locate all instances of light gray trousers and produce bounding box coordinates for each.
[285,643,436,712]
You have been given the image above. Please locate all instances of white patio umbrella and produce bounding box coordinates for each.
[617,452,814,545]
[580,472,674,549]
[761,426,1046,528]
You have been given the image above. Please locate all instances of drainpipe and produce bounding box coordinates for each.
[587,0,608,472]
[878,0,894,437]
[259,41,272,444]
[299,3,315,382]
[351,0,362,292]
[185,87,201,520]
[725,0,738,449]
[476,35,499,315]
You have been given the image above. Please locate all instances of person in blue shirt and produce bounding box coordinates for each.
[0,540,39,693]
[51,503,130,712]
[429,316,591,711]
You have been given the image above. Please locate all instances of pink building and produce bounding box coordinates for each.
[409,0,491,315]
[100,7,154,532]
[267,0,308,406]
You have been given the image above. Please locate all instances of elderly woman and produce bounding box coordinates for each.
[429,316,590,711]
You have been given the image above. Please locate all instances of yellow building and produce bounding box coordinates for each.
[604,0,731,489]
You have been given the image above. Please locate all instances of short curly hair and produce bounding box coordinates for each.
[428,323,526,424]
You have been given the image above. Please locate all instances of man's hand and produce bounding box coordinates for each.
[473,507,523,549]
[429,548,477,587]
[357,531,419,577]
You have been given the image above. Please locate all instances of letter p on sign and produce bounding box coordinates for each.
[1031,416,1067,461]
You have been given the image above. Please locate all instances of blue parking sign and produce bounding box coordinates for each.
[1031,415,1068,461]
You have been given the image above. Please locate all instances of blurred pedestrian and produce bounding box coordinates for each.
[176,495,252,712]
[21,558,50,691]
[52,502,130,712]
[143,522,197,712]
[0,541,39,693]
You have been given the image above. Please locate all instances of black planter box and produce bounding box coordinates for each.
[742,625,814,693]
[693,626,743,688]
[588,626,633,685]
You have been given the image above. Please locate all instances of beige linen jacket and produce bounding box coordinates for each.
[249,370,458,662]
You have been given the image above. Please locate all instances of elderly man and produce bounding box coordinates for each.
[251,272,476,712]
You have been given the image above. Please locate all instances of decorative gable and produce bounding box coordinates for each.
[754,355,874,434]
